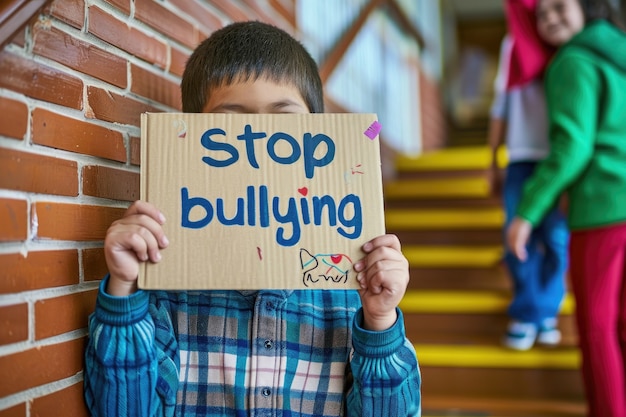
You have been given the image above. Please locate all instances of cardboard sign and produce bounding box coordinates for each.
[139,113,385,290]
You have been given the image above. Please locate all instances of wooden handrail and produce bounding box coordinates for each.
[0,0,50,50]
[318,0,426,84]
[386,0,425,49]
[318,0,387,84]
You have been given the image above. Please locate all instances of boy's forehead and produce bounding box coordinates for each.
[203,78,308,113]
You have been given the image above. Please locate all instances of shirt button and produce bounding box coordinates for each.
[264,339,273,349]
[262,387,271,397]
[265,301,274,311]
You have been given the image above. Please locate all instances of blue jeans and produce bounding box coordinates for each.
[503,162,569,325]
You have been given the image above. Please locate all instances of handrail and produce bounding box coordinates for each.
[318,0,426,84]
[0,0,50,50]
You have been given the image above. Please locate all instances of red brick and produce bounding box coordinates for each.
[49,0,85,29]
[32,108,126,162]
[170,46,189,78]
[35,290,97,339]
[130,136,141,166]
[0,304,28,346]
[86,86,161,127]
[31,382,89,417]
[0,199,27,242]
[88,6,167,69]
[168,0,223,32]
[211,1,254,22]
[0,403,25,417]
[134,0,203,48]
[131,64,181,110]
[33,26,127,88]
[0,338,85,398]
[82,248,108,282]
[103,0,131,14]
[82,165,139,201]
[33,202,125,241]
[0,97,28,140]
[0,250,79,294]
[0,51,82,110]
[0,148,78,196]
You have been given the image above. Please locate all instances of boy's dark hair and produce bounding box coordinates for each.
[181,21,324,113]
[579,0,626,30]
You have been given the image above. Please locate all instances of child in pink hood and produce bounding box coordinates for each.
[487,0,569,351]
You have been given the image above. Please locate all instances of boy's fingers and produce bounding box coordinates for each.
[362,234,401,253]
[125,200,166,225]
[131,224,163,262]
[114,212,169,248]
[106,222,165,267]
[363,245,407,267]
[357,258,408,289]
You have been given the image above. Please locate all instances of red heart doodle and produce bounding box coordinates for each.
[330,254,342,264]
[298,187,308,196]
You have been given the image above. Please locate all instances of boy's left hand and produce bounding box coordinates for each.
[354,234,410,331]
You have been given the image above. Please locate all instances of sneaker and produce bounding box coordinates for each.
[503,321,537,351]
[537,317,562,346]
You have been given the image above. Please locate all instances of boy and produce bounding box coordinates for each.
[84,21,421,417]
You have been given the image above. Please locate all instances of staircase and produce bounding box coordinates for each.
[385,146,586,417]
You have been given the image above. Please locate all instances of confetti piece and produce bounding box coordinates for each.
[364,121,381,140]
[173,119,187,139]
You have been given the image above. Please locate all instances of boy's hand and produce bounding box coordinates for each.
[506,217,532,261]
[354,234,409,331]
[104,201,169,296]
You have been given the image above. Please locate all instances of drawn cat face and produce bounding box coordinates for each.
[299,248,353,287]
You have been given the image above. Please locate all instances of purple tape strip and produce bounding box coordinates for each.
[364,121,381,140]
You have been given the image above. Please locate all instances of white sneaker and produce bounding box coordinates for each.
[503,321,537,351]
[537,317,561,346]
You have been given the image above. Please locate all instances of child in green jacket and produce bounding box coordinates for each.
[507,0,626,415]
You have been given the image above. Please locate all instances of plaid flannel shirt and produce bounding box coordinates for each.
[85,277,421,416]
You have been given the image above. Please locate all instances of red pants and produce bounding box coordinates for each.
[570,222,626,417]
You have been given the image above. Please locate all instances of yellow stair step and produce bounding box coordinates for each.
[400,290,575,315]
[385,207,504,229]
[384,177,490,199]
[403,245,504,268]
[414,344,580,370]
[396,145,508,172]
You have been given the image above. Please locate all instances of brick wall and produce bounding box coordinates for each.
[0,1,294,414]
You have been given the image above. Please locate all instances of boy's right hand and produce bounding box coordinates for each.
[104,201,169,296]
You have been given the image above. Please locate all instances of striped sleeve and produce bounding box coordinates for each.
[346,308,421,416]
[84,277,179,417]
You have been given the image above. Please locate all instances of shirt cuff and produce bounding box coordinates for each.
[352,307,406,357]
[94,275,150,326]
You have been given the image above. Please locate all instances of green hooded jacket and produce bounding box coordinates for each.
[516,20,626,230]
